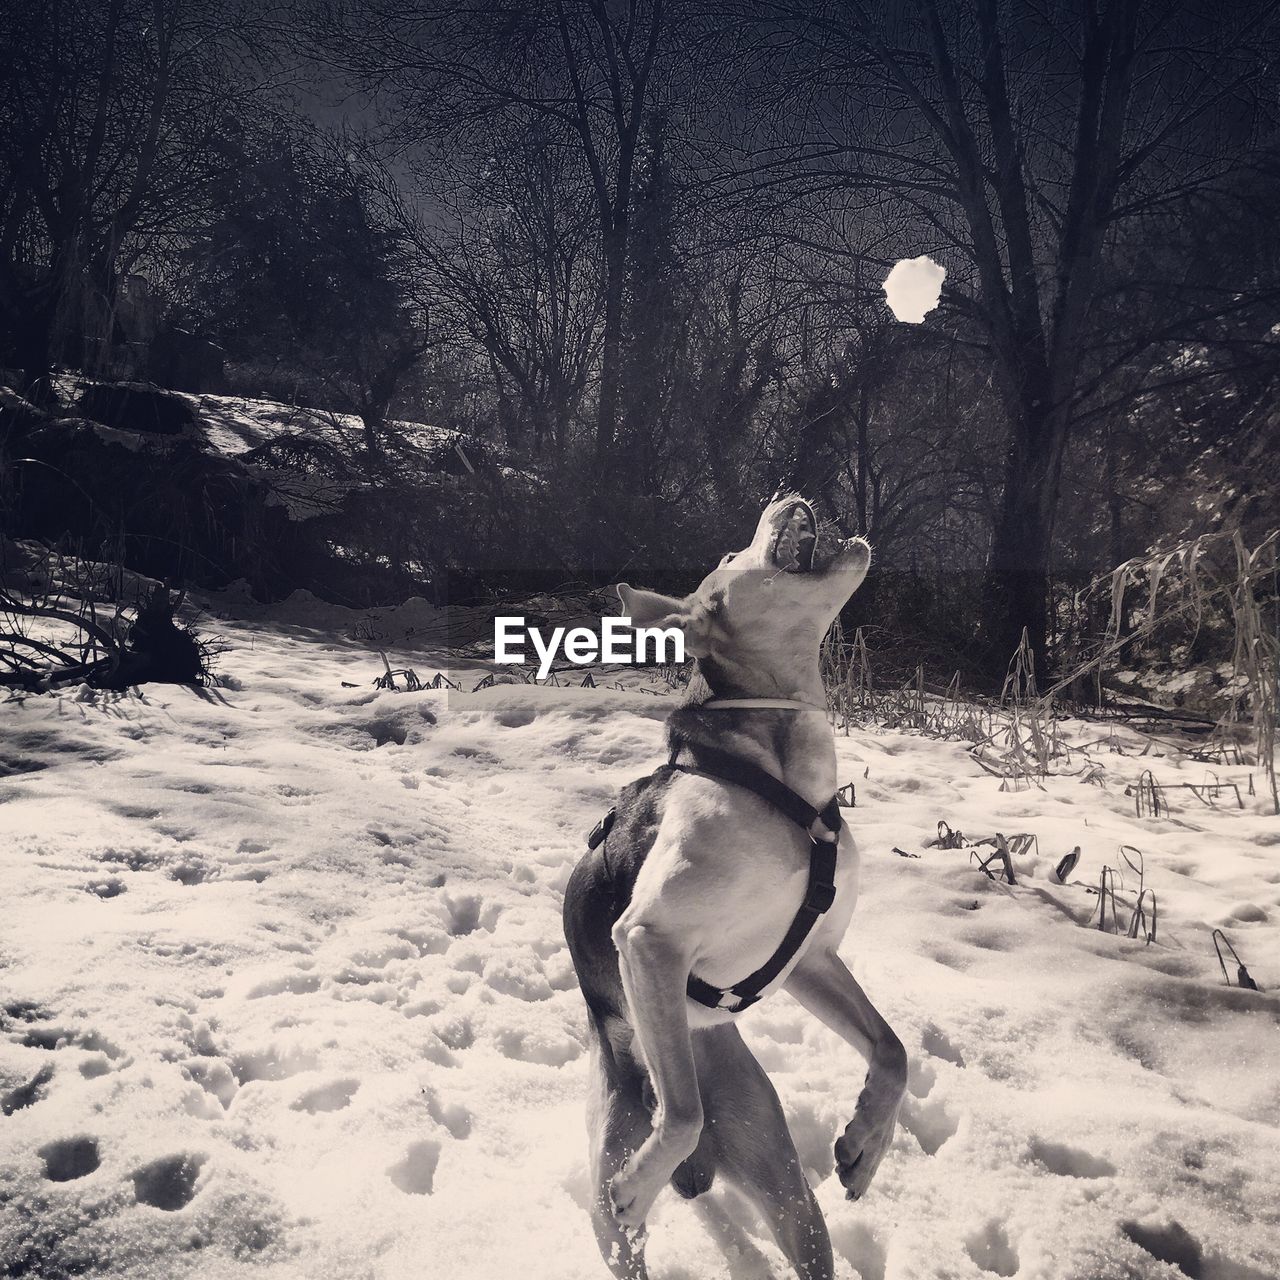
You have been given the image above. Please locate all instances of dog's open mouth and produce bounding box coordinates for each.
[772,501,818,573]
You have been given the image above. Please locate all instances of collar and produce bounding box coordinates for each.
[702,696,828,714]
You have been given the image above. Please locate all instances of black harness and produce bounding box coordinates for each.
[587,745,842,1014]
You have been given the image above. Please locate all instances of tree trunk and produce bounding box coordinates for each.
[1104,422,1125,570]
[360,410,383,463]
[596,228,627,465]
[855,380,872,536]
[16,307,58,405]
[982,400,1068,675]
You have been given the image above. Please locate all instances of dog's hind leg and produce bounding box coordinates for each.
[585,1030,652,1279]
[694,1025,834,1280]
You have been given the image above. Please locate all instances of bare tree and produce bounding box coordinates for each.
[413,120,603,456]
[306,0,671,464]
[743,0,1280,670]
[293,140,435,464]
[0,0,264,396]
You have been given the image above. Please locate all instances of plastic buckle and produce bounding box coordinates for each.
[587,809,616,850]
[803,878,837,914]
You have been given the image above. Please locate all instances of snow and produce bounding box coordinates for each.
[2,604,1279,1279]
[183,394,473,523]
[45,379,488,522]
[883,257,946,324]
[183,393,464,468]
[47,378,457,463]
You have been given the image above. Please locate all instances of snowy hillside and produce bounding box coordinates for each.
[51,379,465,464]
[2,607,1279,1280]
[184,393,460,463]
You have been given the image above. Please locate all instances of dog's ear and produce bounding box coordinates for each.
[615,584,714,657]
[616,584,683,627]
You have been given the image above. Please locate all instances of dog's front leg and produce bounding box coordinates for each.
[609,920,703,1229]
[785,947,907,1200]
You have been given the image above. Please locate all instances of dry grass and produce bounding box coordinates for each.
[822,529,1277,809]
[823,620,1071,789]
[1052,529,1278,813]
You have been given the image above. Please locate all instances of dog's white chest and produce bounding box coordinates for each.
[627,794,861,1025]
[709,825,857,950]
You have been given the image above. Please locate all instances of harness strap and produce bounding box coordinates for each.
[703,696,827,714]
[684,833,838,1012]
[665,743,842,842]
[589,748,842,1015]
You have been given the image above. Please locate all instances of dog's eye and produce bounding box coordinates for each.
[720,553,737,567]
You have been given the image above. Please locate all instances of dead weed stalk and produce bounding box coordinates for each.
[1048,529,1278,813]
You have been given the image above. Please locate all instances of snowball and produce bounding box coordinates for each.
[884,255,946,323]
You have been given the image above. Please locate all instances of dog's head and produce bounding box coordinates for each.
[617,496,870,690]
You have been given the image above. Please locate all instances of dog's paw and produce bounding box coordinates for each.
[608,1165,653,1229]
[834,1103,901,1200]
[608,1126,703,1226]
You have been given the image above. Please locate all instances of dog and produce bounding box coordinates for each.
[563,495,908,1280]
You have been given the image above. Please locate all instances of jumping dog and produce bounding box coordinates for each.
[563,496,907,1280]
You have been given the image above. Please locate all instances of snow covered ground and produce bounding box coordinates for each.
[185,393,459,462]
[2,602,1279,1280]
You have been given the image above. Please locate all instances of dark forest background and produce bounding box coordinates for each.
[3,0,1279,687]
